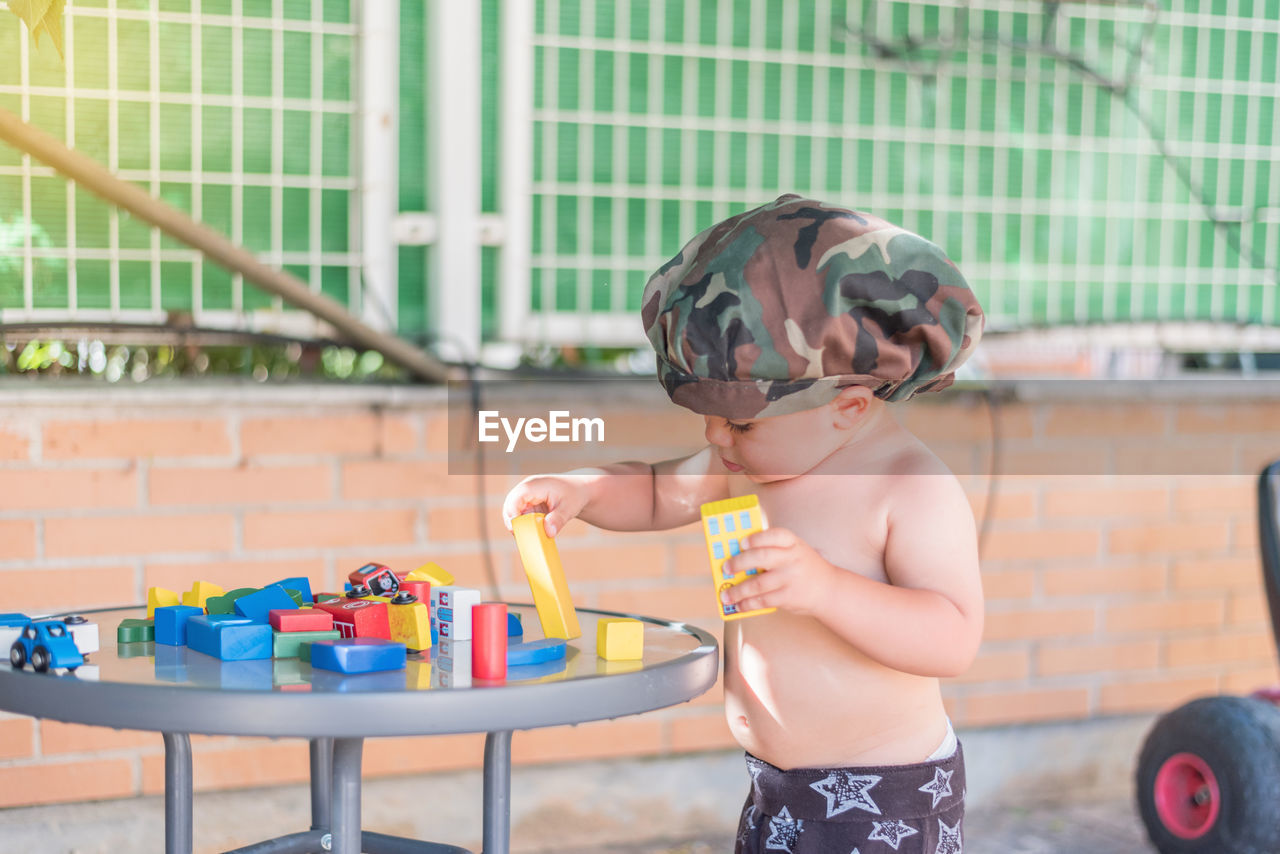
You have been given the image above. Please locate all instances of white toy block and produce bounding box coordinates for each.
[64,617,100,655]
[432,586,481,641]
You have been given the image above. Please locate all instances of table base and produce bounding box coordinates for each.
[162,731,512,854]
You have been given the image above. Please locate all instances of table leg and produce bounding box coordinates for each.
[481,731,512,854]
[331,737,364,854]
[310,737,333,832]
[162,732,193,854]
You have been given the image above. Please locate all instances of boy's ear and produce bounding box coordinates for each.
[831,385,874,426]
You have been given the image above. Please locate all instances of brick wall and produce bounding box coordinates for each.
[0,380,1277,808]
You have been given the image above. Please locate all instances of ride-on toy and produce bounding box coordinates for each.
[1135,460,1280,853]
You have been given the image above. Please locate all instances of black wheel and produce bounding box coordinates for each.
[1136,695,1280,854]
[30,645,50,673]
[9,642,25,669]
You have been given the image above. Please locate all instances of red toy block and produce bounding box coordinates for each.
[269,609,335,633]
[399,579,431,603]
[471,603,507,681]
[312,598,391,640]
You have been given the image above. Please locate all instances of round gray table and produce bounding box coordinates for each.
[0,604,719,854]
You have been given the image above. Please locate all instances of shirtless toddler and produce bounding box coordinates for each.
[503,195,986,853]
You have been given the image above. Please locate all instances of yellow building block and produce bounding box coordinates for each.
[512,512,581,640]
[406,562,455,587]
[596,617,644,660]
[700,494,776,621]
[388,598,432,652]
[146,586,181,619]
[181,581,225,611]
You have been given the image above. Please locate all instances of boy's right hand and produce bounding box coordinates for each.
[502,474,591,537]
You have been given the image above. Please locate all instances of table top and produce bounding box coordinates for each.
[0,605,718,738]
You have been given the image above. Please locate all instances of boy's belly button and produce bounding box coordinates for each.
[736,715,749,730]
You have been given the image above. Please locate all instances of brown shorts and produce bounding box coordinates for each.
[734,744,965,853]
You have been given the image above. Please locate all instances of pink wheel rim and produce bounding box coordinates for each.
[1153,752,1221,839]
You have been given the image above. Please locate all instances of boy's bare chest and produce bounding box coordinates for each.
[743,476,891,579]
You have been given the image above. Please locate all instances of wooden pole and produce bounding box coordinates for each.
[0,106,455,383]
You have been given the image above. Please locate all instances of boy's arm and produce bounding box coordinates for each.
[722,475,984,678]
[504,446,730,534]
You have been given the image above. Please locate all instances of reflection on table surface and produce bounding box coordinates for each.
[18,604,714,696]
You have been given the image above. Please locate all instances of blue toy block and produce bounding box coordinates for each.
[218,658,274,690]
[270,576,314,604]
[309,638,407,674]
[0,613,31,626]
[153,644,189,683]
[154,605,204,646]
[233,584,296,623]
[506,637,567,666]
[311,668,406,693]
[186,615,272,661]
[507,612,523,637]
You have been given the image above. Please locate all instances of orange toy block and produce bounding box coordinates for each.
[596,617,644,660]
[181,581,225,610]
[406,562,454,587]
[147,586,181,619]
[700,494,775,620]
[387,591,431,652]
[512,513,581,640]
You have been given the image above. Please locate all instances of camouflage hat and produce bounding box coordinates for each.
[641,194,984,420]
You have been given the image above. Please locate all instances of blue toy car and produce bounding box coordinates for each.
[9,620,84,673]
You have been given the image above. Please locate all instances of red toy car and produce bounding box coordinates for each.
[348,563,400,597]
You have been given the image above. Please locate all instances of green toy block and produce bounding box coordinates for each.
[273,628,340,659]
[284,588,305,607]
[117,618,155,643]
[297,640,317,663]
[206,587,259,615]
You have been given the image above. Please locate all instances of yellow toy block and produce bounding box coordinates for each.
[181,581,225,611]
[406,562,455,587]
[596,617,644,660]
[146,586,181,619]
[700,495,775,621]
[512,512,581,640]
[388,597,432,652]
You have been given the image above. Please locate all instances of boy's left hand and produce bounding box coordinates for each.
[720,527,837,616]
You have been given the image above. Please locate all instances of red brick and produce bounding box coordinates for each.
[43,418,230,459]
[596,410,706,448]
[1099,676,1220,715]
[511,718,663,765]
[0,467,137,510]
[0,565,135,611]
[241,414,404,456]
[1105,599,1225,634]
[1036,640,1159,676]
[981,570,1035,600]
[1229,593,1269,627]
[1043,486,1169,518]
[1171,556,1263,592]
[0,520,36,559]
[363,733,486,777]
[998,446,1110,477]
[1043,404,1167,438]
[1173,480,1255,514]
[674,542,713,578]
[964,688,1090,726]
[980,528,1100,562]
[0,718,34,760]
[1176,403,1280,434]
[141,741,309,795]
[243,508,417,550]
[1165,632,1275,668]
[341,459,457,500]
[556,543,667,581]
[40,720,156,754]
[1113,443,1238,476]
[150,464,332,505]
[1108,522,1230,555]
[983,607,1095,641]
[967,488,1036,522]
[1042,563,1167,597]
[594,583,719,624]
[897,398,1034,441]
[1223,665,1280,694]
[0,425,30,460]
[951,649,1030,683]
[44,514,234,558]
[425,505,504,542]
[0,759,135,807]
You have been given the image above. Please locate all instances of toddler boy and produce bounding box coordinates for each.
[504,194,985,853]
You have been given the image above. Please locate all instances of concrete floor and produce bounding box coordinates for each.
[0,715,1159,853]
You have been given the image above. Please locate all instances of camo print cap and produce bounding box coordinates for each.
[641,194,985,419]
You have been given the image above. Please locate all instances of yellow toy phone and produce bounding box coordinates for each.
[700,495,775,620]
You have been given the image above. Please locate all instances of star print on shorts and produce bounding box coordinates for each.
[809,770,883,817]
